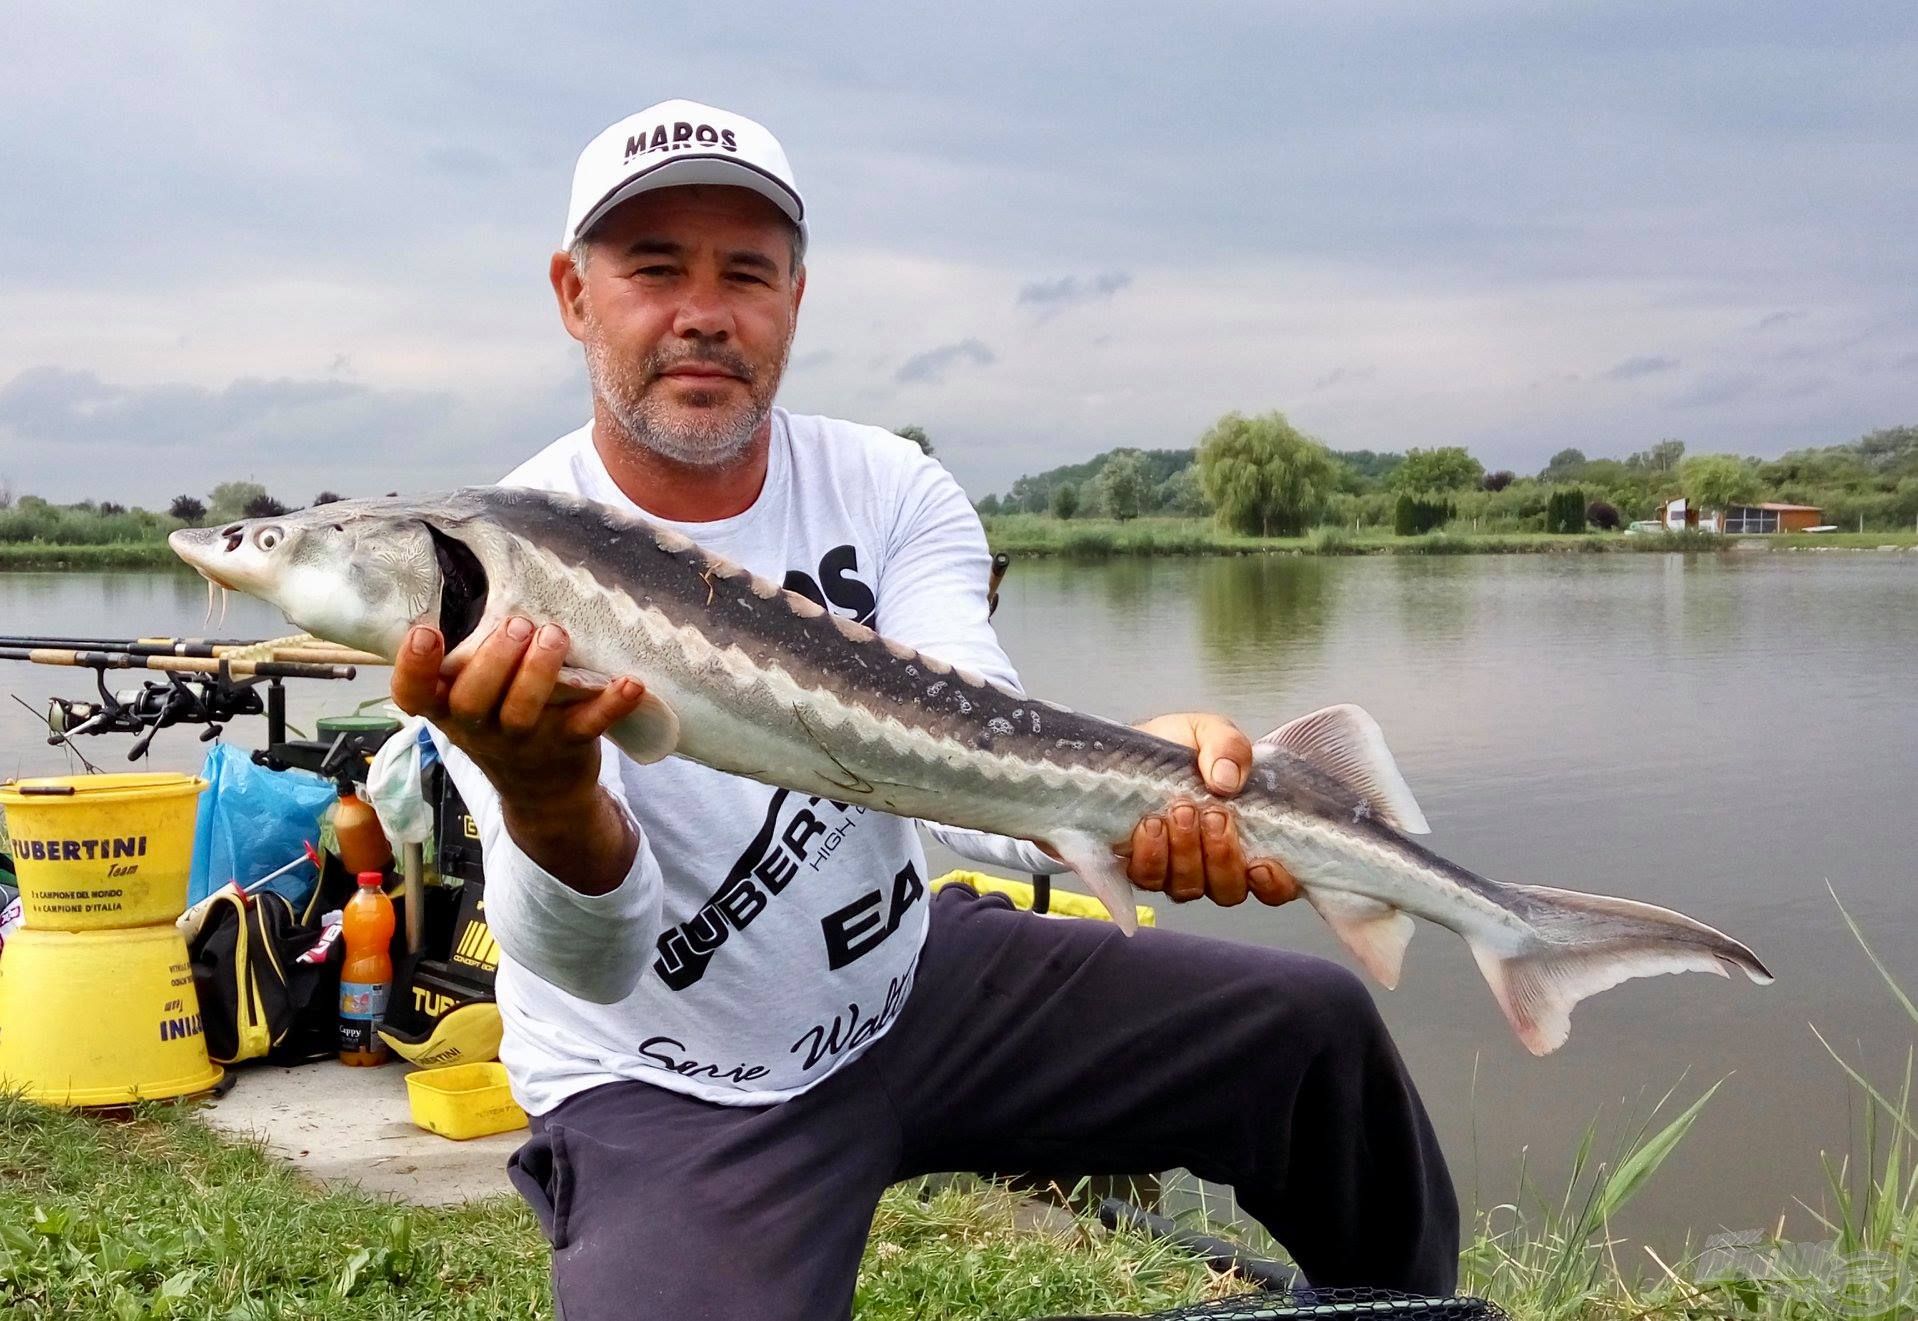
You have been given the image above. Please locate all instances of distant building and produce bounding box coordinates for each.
[1722,503,1824,534]
[1656,498,1822,534]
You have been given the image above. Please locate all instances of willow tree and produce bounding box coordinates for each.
[1197,411,1339,537]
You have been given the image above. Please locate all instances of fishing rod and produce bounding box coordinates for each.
[0,633,384,666]
[3,641,362,762]
[0,647,356,681]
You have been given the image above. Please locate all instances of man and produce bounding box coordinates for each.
[393,99,1457,1320]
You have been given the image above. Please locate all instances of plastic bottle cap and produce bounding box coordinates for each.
[356,871,384,889]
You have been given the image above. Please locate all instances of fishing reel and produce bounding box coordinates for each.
[46,672,267,761]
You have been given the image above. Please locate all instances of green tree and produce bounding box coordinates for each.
[1678,453,1759,509]
[975,493,1002,516]
[1540,448,1588,482]
[1391,446,1484,492]
[207,481,268,523]
[243,493,291,518]
[1050,482,1080,520]
[168,495,206,522]
[1155,465,1209,517]
[893,424,933,456]
[1626,438,1686,474]
[1094,450,1150,521]
[1197,411,1339,537]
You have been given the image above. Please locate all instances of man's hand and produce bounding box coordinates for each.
[1126,713,1301,908]
[390,619,646,894]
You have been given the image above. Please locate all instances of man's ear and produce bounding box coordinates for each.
[791,266,807,318]
[551,250,588,343]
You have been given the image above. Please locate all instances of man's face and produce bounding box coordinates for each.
[556,185,805,468]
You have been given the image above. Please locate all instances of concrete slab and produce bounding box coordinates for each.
[198,1061,524,1206]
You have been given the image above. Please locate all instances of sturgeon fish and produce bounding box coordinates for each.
[170,487,1772,1054]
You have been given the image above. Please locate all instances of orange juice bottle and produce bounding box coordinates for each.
[339,871,395,1066]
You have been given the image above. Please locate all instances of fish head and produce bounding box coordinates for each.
[169,498,452,657]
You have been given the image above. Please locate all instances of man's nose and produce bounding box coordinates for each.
[670,277,735,340]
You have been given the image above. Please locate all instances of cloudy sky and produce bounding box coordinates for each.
[2,2,1913,507]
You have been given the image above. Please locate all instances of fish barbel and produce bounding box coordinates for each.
[169,487,1772,1054]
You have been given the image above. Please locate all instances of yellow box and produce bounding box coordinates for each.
[404,1061,527,1141]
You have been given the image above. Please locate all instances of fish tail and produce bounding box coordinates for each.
[1471,883,1774,1056]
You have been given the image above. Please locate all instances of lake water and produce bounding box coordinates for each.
[3,553,1916,1250]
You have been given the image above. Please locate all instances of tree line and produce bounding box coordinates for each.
[0,481,352,547]
[978,416,1918,535]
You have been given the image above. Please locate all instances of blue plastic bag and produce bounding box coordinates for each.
[189,743,335,908]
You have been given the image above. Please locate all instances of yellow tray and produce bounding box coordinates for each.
[404,1062,527,1140]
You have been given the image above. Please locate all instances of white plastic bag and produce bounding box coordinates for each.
[367,715,435,846]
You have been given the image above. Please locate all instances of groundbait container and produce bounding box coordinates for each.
[0,773,207,929]
[406,1061,528,1140]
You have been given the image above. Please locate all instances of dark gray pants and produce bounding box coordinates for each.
[508,885,1458,1320]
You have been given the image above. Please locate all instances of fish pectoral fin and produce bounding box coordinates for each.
[1305,890,1414,989]
[606,692,681,765]
[1042,830,1140,936]
[555,666,682,765]
[553,666,613,705]
[1255,704,1430,835]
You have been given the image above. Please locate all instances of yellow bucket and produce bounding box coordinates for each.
[0,925,223,1107]
[0,773,207,929]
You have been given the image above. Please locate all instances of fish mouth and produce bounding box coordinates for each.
[428,526,489,648]
[166,528,240,590]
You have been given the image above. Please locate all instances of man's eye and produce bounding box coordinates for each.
[635,265,676,277]
[727,272,769,286]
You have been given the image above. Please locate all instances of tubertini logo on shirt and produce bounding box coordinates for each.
[653,788,865,991]
[624,121,740,163]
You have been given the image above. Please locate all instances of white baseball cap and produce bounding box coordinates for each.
[562,99,806,248]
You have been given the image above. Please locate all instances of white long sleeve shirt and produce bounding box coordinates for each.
[432,410,1055,1113]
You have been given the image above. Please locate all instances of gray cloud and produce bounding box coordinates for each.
[894,339,995,385]
[1016,271,1132,313]
[1603,355,1681,381]
[0,3,1912,500]
[1312,365,1377,391]
[1671,371,1762,409]
[1755,310,1804,331]
[0,365,574,506]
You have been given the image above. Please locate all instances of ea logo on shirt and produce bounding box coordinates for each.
[624,122,740,163]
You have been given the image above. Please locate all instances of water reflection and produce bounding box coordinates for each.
[1193,556,1336,675]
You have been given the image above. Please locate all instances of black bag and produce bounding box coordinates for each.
[187,888,344,1065]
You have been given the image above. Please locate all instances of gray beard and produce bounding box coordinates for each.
[583,327,789,470]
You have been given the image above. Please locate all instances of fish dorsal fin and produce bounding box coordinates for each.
[1255,703,1430,834]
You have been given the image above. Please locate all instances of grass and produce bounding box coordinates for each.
[0,1096,1224,1319]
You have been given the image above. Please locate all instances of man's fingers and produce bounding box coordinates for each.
[390,626,446,717]
[1165,801,1205,902]
[1127,816,1169,890]
[1248,858,1303,907]
[497,624,570,733]
[1193,714,1253,797]
[446,617,535,723]
[559,676,648,741]
[1200,808,1248,906]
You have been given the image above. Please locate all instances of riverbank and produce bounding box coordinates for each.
[983,514,1918,558]
[4,525,1916,571]
[0,542,181,570]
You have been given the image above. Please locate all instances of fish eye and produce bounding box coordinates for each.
[253,525,284,551]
